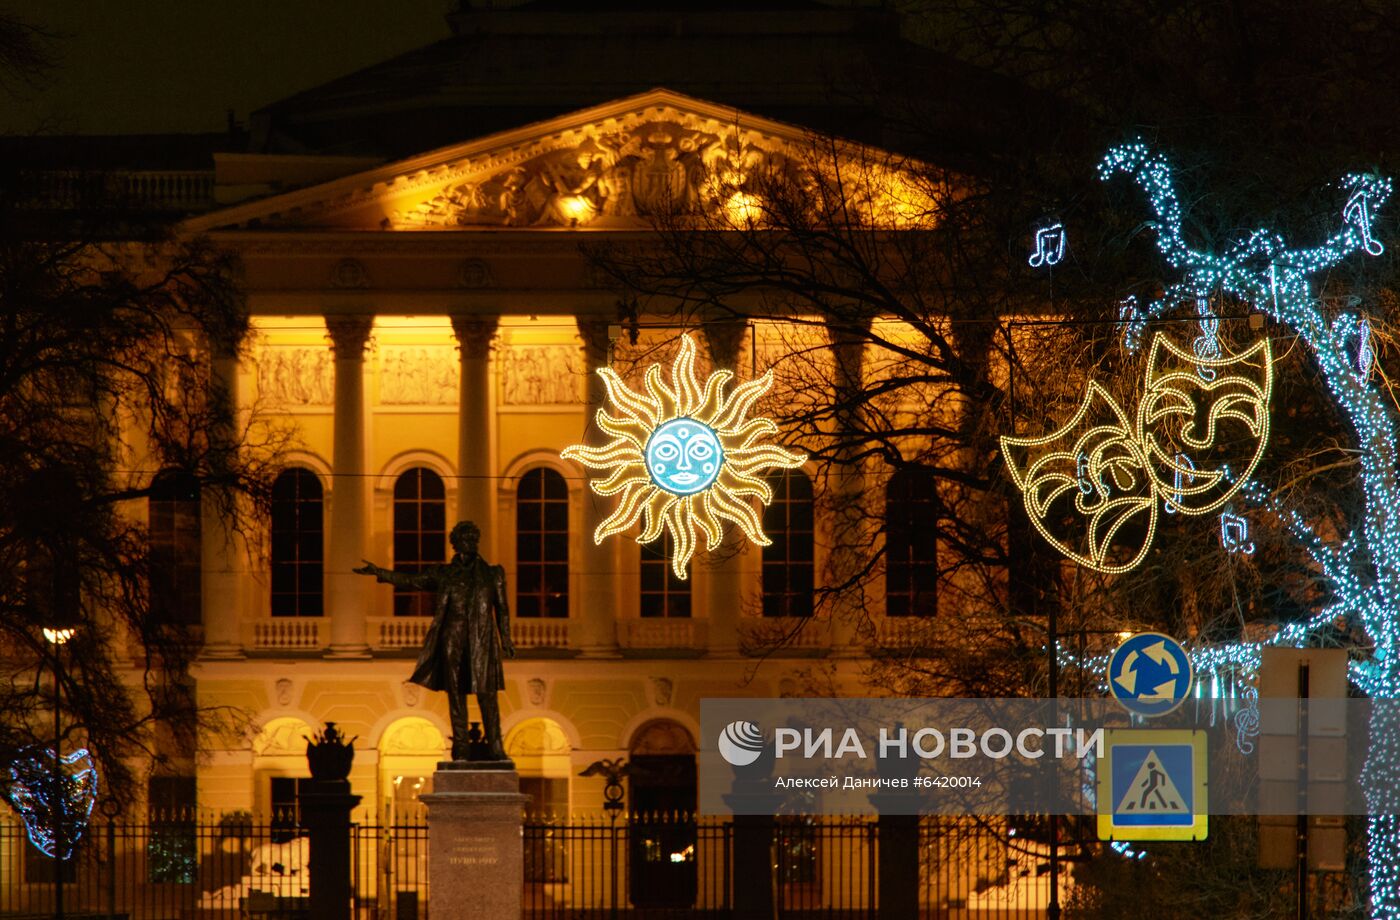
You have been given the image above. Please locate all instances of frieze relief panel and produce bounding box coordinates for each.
[257,346,334,408]
[379,347,457,406]
[497,344,583,406]
[390,115,781,230]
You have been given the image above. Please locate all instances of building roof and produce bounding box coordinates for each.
[247,0,926,158]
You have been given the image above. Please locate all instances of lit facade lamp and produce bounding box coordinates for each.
[10,621,97,920]
[42,627,76,646]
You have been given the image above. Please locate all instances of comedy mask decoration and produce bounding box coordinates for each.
[7,747,99,859]
[1001,332,1273,573]
[563,334,806,579]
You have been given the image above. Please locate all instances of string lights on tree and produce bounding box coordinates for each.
[562,333,806,579]
[1097,140,1397,914]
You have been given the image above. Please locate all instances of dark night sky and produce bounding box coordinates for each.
[3,1,454,136]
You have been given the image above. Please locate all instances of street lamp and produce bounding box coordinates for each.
[44,623,77,920]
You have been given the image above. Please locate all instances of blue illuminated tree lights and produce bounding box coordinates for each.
[7,747,98,859]
[1098,141,1398,913]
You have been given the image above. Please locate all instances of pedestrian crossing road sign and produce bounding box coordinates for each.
[1097,729,1208,841]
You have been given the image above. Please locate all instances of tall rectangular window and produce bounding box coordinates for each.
[885,469,938,616]
[270,468,324,617]
[516,468,569,618]
[149,470,201,626]
[393,468,446,617]
[640,533,691,618]
[761,470,814,617]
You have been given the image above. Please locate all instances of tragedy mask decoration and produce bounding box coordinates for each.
[1001,332,1273,573]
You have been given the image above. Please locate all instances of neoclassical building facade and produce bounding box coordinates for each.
[160,89,941,823]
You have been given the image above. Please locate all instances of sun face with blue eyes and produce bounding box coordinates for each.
[562,334,806,580]
[645,418,724,495]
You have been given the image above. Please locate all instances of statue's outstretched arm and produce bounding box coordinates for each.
[353,560,435,591]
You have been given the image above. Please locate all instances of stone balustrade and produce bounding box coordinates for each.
[367,616,431,650]
[245,617,328,652]
[871,616,933,650]
[616,618,709,652]
[510,618,571,650]
[737,617,832,654]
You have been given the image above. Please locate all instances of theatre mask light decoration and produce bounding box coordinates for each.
[8,747,99,859]
[1001,332,1273,573]
[563,334,806,579]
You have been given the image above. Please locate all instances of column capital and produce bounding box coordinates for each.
[576,318,615,367]
[703,320,748,370]
[208,323,248,361]
[325,315,374,357]
[450,314,500,360]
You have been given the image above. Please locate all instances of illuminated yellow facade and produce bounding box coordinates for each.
[159,90,943,821]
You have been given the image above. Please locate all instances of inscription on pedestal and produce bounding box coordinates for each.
[448,836,501,868]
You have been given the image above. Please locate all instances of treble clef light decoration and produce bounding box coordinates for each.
[1193,298,1221,382]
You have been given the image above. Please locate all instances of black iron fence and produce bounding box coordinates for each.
[521,814,1066,919]
[0,813,428,920]
[0,812,1068,919]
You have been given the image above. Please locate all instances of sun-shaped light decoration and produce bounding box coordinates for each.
[562,333,806,579]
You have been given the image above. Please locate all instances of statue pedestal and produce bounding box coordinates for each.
[420,763,528,920]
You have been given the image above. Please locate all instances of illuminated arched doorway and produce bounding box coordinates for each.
[378,717,446,823]
[505,718,573,816]
[627,719,697,908]
[251,716,314,841]
[507,718,573,889]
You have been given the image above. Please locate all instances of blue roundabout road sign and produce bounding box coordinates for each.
[1108,632,1193,717]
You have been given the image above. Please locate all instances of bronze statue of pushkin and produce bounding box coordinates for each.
[354,520,515,763]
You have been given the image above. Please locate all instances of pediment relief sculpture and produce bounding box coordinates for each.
[389,118,783,230]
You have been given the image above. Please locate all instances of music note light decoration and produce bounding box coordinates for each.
[7,747,99,859]
[562,334,806,579]
[1219,511,1256,554]
[1000,332,1273,573]
[1029,222,1067,268]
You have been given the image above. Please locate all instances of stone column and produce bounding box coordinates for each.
[201,332,245,659]
[703,321,748,657]
[420,765,528,920]
[451,315,499,557]
[827,320,870,656]
[325,315,374,658]
[574,320,620,657]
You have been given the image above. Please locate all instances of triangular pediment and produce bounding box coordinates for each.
[185,89,930,233]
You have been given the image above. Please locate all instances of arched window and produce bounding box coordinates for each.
[149,470,201,626]
[270,468,324,617]
[516,468,568,618]
[885,468,938,617]
[393,467,446,617]
[640,532,691,618]
[761,470,813,618]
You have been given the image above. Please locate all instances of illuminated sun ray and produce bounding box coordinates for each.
[562,333,806,579]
